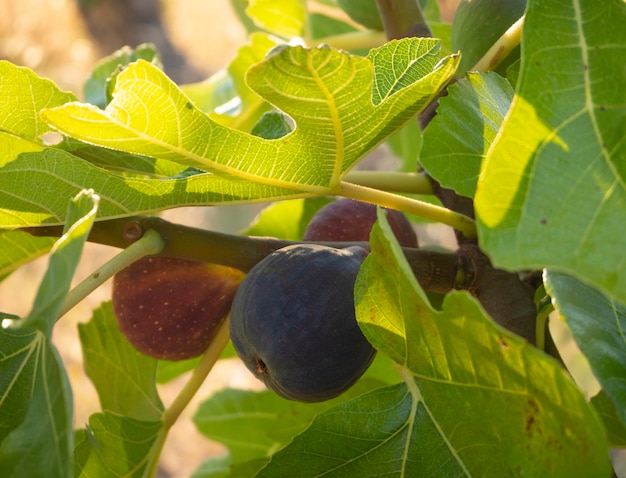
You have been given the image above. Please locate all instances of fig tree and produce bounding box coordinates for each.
[229,244,375,402]
[112,256,244,360]
[303,198,418,247]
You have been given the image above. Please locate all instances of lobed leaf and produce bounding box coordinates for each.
[475,0,626,303]
[272,209,610,477]
[41,39,457,192]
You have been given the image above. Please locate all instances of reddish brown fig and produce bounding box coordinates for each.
[303,198,418,247]
[112,256,245,360]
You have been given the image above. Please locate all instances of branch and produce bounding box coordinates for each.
[22,216,460,295]
[375,0,432,40]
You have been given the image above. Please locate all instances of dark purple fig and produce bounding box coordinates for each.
[303,198,417,247]
[229,244,375,402]
[112,256,244,360]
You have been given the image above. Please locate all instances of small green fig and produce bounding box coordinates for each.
[112,256,244,360]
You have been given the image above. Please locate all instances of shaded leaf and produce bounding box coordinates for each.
[78,301,164,421]
[420,72,514,198]
[545,270,626,425]
[475,0,626,303]
[242,197,332,240]
[83,43,162,108]
[74,412,162,478]
[591,391,626,448]
[0,191,98,478]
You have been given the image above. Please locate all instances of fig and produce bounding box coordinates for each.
[229,244,375,402]
[303,198,417,247]
[112,256,244,360]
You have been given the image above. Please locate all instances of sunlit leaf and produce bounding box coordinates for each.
[0,231,54,282]
[42,39,458,192]
[475,0,626,303]
[246,0,306,38]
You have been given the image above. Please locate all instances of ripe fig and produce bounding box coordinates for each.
[112,256,244,360]
[303,198,417,247]
[229,244,375,402]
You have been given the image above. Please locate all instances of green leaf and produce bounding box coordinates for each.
[387,119,421,173]
[0,148,309,228]
[84,43,162,108]
[420,71,514,198]
[22,189,99,334]
[310,209,608,476]
[591,391,626,448]
[0,331,73,478]
[0,191,99,478]
[0,61,76,145]
[246,0,306,38]
[242,197,333,240]
[0,231,55,282]
[41,39,458,193]
[475,0,626,303]
[544,270,626,425]
[194,380,382,466]
[74,412,162,478]
[78,301,164,421]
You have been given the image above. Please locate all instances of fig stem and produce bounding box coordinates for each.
[337,181,477,239]
[344,171,434,195]
[471,15,524,72]
[310,29,387,51]
[147,317,232,476]
[162,317,231,429]
[58,228,164,318]
[375,0,432,40]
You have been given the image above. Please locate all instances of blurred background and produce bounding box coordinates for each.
[0,1,604,477]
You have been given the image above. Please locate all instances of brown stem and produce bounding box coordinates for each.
[375,0,432,40]
[22,216,460,294]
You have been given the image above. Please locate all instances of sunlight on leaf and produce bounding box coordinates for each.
[312,209,609,476]
[0,231,54,282]
[41,39,457,192]
[246,0,306,38]
[475,0,626,303]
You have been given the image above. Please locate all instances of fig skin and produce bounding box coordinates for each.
[229,244,375,402]
[303,198,418,247]
[112,256,244,360]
